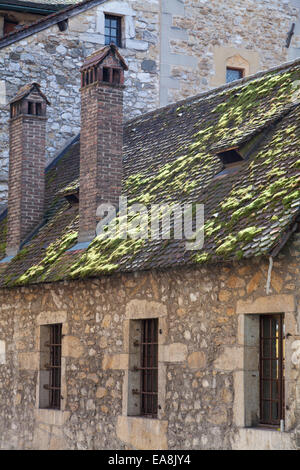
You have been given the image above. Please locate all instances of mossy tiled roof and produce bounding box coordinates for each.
[0,60,300,286]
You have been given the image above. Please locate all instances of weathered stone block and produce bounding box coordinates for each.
[187,351,206,369]
[246,271,263,294]
[116,416,168,450]
[237,295,296,314]
[159,343,188,363]
[96,387,107,399]
[18,352,38,370]
[125,299,167,319]
[102,353,128,370]
[214,346,243,371]
[62,336,84,358]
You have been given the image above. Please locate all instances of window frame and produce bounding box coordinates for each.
[104,14,122,48]
[39,323,62,410]
[139,318,159,418]
[226,66,245,83]
[259,314,285,427]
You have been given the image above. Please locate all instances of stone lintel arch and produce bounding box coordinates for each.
[211,45,260,87]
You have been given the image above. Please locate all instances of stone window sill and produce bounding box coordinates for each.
[246,426,284,433]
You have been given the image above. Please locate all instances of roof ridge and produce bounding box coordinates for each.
[126,57,300,127]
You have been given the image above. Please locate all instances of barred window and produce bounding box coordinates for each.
[259,315,285,426]
[140,319,158,418]
[128,318,159,418]
[39,324,62,410]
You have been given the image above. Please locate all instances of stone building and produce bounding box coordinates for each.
[0,1,66,37]
[0,43,299,450]
[0,0,300,205]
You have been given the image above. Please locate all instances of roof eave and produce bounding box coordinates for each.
[0,1,62,15]
[0,0,106,49]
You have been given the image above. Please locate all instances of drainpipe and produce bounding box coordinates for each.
[265,256,273,295]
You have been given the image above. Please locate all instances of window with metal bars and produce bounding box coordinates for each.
[39,324,62,410]
[139,319,158,418]
[105,14,122,48]
[259,315,285,426]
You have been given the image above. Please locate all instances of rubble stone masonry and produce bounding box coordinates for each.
[0,234,299,450]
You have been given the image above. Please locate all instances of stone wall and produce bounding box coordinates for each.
[0,0,298,204]
[160,0,298,104]
[0,234,299,450]
[0,10,45,37]
[0,0,161,203]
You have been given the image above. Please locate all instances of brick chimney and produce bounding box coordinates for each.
[78,44,128,242]
[6,83,49,257]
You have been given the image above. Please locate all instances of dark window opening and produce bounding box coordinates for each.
[3,19,18,36]
[139,319,158,418]
[259,315,285,426]
[216,148,244,166]
[39,324,62,410]
[58,19,68,32]
[226,67,244,83]
[102,67,110,83]
[36,103,42,116]
[65,194,79,205]
[27,101,34,115]
[27,102,43,116]
[214,148,244,180]
[113,69,121,84]
[105,14,122,48]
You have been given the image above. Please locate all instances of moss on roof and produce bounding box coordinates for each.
[0,60,300,287]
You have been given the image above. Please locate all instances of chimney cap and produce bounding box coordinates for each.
[80,43,128,72]
[9,82,51,106]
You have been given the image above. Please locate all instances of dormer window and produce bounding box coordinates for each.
[105,14,122,48]
[214,147,244,179]
[216,148,243,166]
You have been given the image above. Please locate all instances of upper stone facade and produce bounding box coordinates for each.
[0,0,299,205]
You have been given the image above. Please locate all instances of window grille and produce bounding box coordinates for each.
[44,324,62,410]
[259,315,285,426]
[139,319,158,418]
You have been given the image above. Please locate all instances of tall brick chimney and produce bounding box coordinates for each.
[6,83,49,257]
[78,44,128,242]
